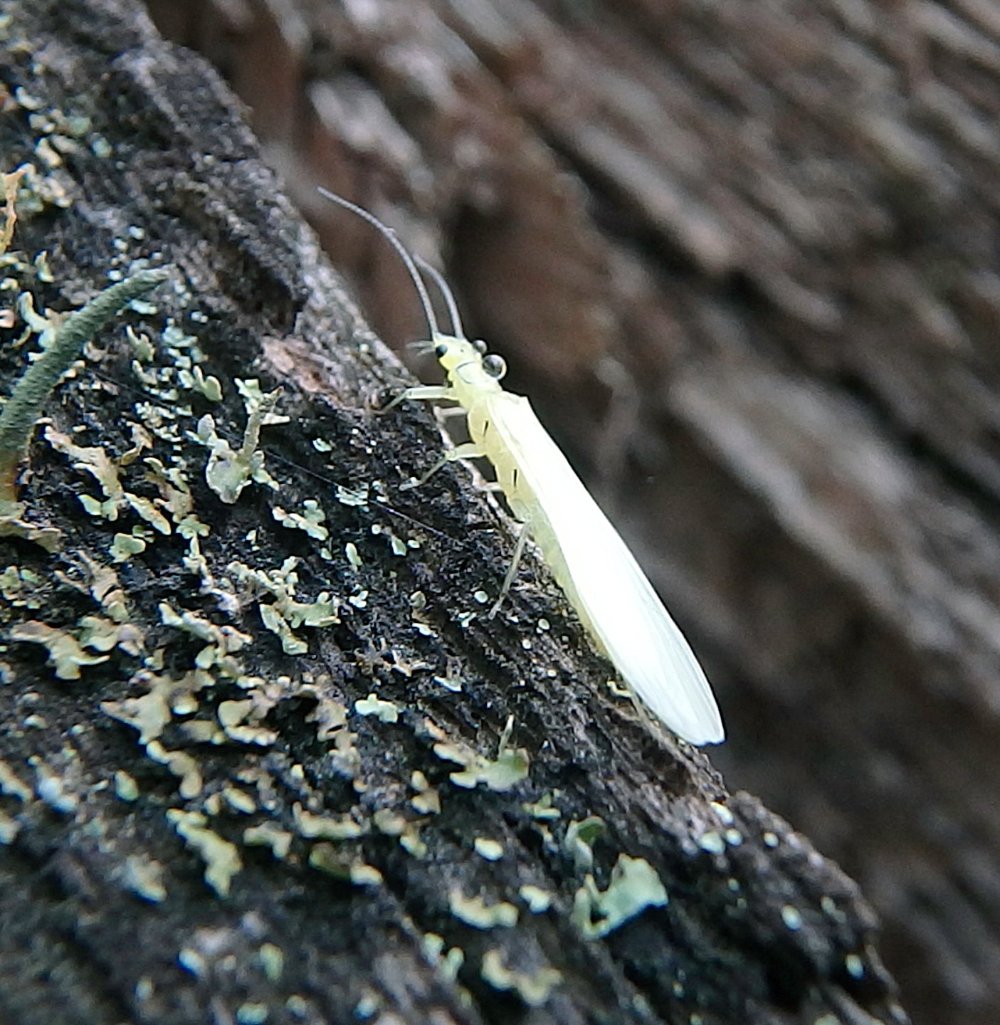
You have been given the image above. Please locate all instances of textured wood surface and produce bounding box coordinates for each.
[0,2,914,1024]
[140,4,1000,1025]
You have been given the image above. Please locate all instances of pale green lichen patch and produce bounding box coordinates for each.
[422,933,465,982]
[434,737,530,793]
[523,792,561,821]
[480,947,562,1007]
[572,854,668,939]
[147,742,202,799]
[123,854,167,903]
[697,829,726,854]
[0,810,20,844]
[448,890,518,929]
[410,771,441,815]
[102,689,171,744]
[78,554,128,622]
[563,816,606,873]
[158,602,251,669]
[110,532,146,562]
[43,426,170,534]
[258,943,284,983]
[399,823,427,857]
[0,758,33,802]
[372,809,407,836]
[222,786,256,815]
[177,947,207,977]
[197,380,283,503]
[518,885,553,913]
[10,620,109,679]
[473,837,503,861]
[304,692,347,742]
[229,559,338,656]
[293,802,365,840]
[272,500,329,541]
[114,769,139,802]
[78,614,142,656]
[33,761,78,813]
[0,565,46,610]
[243,822,293,859]
[236,1002,268,1025]
[167,809,241,896]
[0,508,61,551]
[354,693,399,723]
[308,842,382,885]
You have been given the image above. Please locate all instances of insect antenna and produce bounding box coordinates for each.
[414,255,465,338]
[316,187,440,340]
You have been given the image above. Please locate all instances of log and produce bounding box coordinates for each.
[1,0,959,1022]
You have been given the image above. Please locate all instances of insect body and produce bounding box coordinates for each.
[318,188,724,746]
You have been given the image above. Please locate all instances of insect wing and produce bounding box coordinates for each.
[487,395,724,745]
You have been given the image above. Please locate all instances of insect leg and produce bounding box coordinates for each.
[377,385,456,415]
[400,441,485,490]
[488,523,529,619]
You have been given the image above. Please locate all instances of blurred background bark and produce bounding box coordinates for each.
[144,3,1000,1025]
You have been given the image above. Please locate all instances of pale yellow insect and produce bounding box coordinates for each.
[319,188,724,745]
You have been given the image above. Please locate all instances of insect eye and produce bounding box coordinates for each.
[482,354,507,380]
[435,342,448,358]
[472,339,487,355]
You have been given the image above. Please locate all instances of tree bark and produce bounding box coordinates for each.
[5,0,989,1023]
[132,3,1000,1025]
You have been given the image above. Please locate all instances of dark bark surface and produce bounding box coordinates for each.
[136,4,1000,1025]
[0,2,911,1025]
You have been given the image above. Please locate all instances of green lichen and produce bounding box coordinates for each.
[422,933,465,982]
[236,1002,268,1025]
[147,741,202,799]
[197,379,283,503]
[10,620,109,679]
[354,693,399,723]
[563,816,606,873]
[523,792,561,821]
[0,758,32,801]
[167,809,241,896]
[114,769,139,802]
[0,811,20,844]
[308,842,382,885]
[434,737,530,793]
[229,558,339,655]
[473,837,504,861]
[257,943,284,983]
[409,770,441,815]
[158,601,251,670]
[272,500,329,541]
[519,884,553,913]
[293,802,364,840]
[110,532,147,562]
[102,689,171,744]
[123,855,167,903]
[243,822,293,859]
[480,948,562,1007]
[572,854,668,939]
[448,890,518,929]
[222,787,256,815]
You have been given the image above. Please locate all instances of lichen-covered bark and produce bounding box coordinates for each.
[136,3,1000,1025]
[1,1,912,1023]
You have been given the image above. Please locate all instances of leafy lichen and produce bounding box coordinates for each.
[166,809,241,897]
[480,947,562,1007]
[572,854,668,939]
[197,379,283,503]
[448,890,518,929]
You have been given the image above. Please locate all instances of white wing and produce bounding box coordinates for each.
[486,393,724,745]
